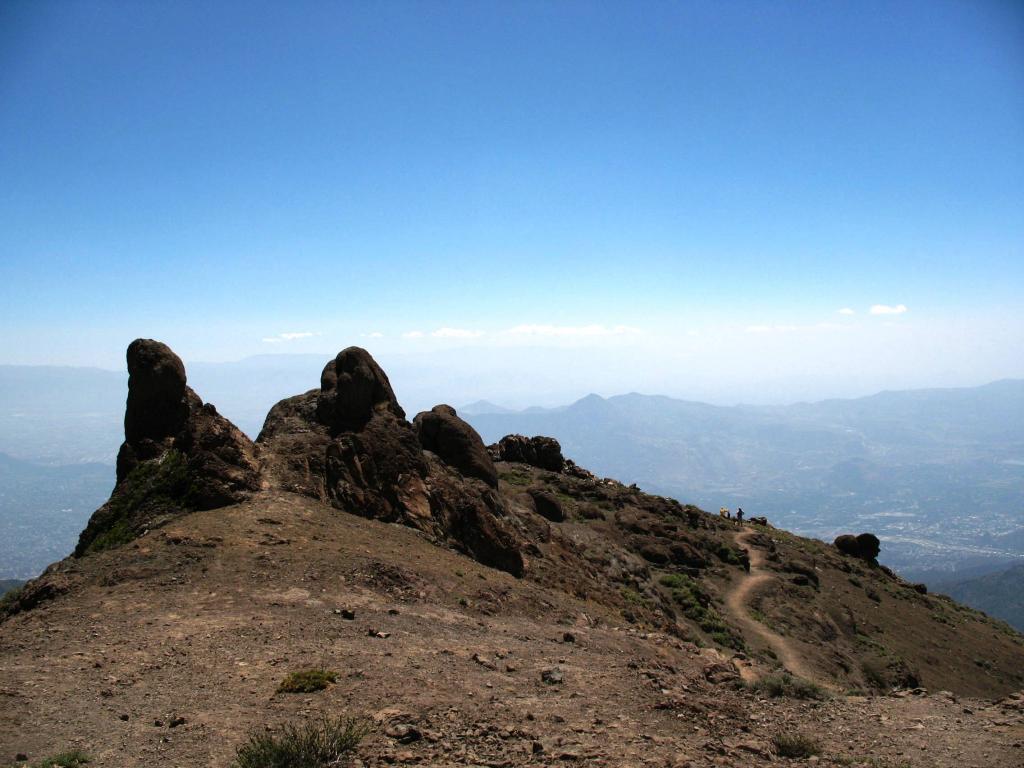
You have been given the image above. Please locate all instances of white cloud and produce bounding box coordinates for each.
[431,327,485,339]
[837,307,855,315]
[504,324,642,337]
[363,331,385,338]
[869,304,908,315]
[745,324,799,334]
[262,331,317,343]
[401,330,425,339]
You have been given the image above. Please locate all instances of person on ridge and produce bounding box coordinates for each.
[736,507,744,523]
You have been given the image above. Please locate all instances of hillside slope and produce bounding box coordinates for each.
[463,385,1024,578]
[1,341,1022,766]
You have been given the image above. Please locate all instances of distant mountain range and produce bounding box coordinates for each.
[936,563,1024,631]
[462,380,1024,582]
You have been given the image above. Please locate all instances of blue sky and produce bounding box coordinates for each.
[1,1,1022,401]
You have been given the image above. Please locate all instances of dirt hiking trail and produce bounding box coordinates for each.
[726,527,828,688]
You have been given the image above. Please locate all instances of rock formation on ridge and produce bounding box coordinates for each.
[257,347,524,575]
[493,434,565,471]
[413,404,498,487]
[75,339,261,555]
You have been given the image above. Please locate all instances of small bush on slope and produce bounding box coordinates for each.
[659,573,745,650]
[234,717,368,768]
[277,669,337,694]
[772,731,821,758]
[750,672,827,700]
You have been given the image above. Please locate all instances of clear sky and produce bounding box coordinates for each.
[1,1,1022,403]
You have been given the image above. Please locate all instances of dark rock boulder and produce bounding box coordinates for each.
[496,434,565,472]
[77,339,261,556]
[833,532,881,563]
[316,347,405,433]
[834,534,860,558]
[122,338,188,449]
[414,405,497,487]
[527,488,564,522]
[856,533,881,561]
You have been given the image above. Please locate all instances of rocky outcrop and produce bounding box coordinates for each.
[257,347,524,576]
[414,405,498,487]
[495,434,565,472]
[316,347,405,432]
[76,339,261,556]
[834,533,881,563]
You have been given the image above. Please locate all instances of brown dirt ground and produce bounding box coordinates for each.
[2,491,1023,767]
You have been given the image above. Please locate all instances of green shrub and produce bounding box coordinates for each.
[498,471,531,486]
[772,731,821,758]
[750,672,826,700]
[658,573,689,589]
[716,544,741,565]
[234,716,367,768]
[0,585,24,614]
[661,574,745,650]
[277,669,337,694]
[85,450,196,553]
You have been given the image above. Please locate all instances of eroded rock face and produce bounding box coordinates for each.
[76,339,261,556]
[495,434,565,472]
[414,405,498,488]
[258,348,524,576]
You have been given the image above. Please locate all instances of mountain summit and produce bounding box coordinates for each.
[2,341,1022,766]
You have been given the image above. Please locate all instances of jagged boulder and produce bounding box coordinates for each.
[495,434,565,472]
[76,339,261,556]
[414,405,498,487]
[834,532,881,563]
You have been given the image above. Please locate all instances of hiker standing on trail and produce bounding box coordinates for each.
[736,508,744,523]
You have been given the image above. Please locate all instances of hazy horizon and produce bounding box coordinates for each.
[2,345,1021,414]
